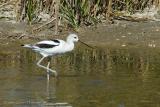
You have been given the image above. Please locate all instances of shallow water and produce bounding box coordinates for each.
[0,44,160,107]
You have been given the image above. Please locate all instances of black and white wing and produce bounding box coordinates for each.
[35,39,60,48]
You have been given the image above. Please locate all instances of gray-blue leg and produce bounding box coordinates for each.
[37,56,57,77]
[47,61,50,81]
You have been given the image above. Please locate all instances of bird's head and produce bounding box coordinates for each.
[67,33,79,43]
[67,33,94,49]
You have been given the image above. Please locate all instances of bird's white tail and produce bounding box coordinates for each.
[21,44,33,48]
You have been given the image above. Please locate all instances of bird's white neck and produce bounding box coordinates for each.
[66,37,73,43]
[64,40,74,52]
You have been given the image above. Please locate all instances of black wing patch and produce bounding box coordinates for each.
[36,44,58,48]
[51,39,60,43]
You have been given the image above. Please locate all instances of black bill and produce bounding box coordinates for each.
[79,40,93,49]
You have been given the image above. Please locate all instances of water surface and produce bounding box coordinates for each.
[0,43,160,107]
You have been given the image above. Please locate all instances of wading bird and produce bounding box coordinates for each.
[21,33,91,77]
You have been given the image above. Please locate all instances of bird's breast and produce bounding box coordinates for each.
[61,43,74,53]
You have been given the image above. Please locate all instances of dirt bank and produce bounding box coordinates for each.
[0,20,160,49]
[79,21,160,48]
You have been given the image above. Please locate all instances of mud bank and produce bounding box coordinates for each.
[0,20,160,49]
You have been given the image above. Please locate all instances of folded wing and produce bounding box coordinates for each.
[35,40,60,48]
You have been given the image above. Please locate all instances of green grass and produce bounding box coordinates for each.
[16,0,158,29]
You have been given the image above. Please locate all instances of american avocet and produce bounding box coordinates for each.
[21,33,91,77]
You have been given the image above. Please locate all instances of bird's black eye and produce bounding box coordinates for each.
[74,37,77,39]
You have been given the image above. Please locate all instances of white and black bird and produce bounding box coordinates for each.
[21,33,91,77]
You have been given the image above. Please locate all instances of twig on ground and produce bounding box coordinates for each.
[112,12,149,22]
[0,0,14,8]
[17,33,42,40]
[17,33,26,39]
[54,0,60,35]
[32,18,56,32]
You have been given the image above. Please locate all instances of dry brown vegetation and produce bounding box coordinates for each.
[0,0,160,32]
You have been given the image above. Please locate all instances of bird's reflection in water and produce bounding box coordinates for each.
[9,74,71,107]
[44,65,72,107]
[46,61,56,102]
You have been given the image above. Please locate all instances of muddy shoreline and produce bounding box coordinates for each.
[0,20,160,49]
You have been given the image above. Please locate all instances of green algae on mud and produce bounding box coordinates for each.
[1,20,160,50]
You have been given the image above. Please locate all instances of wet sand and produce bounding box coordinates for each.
[0,20,160,49]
